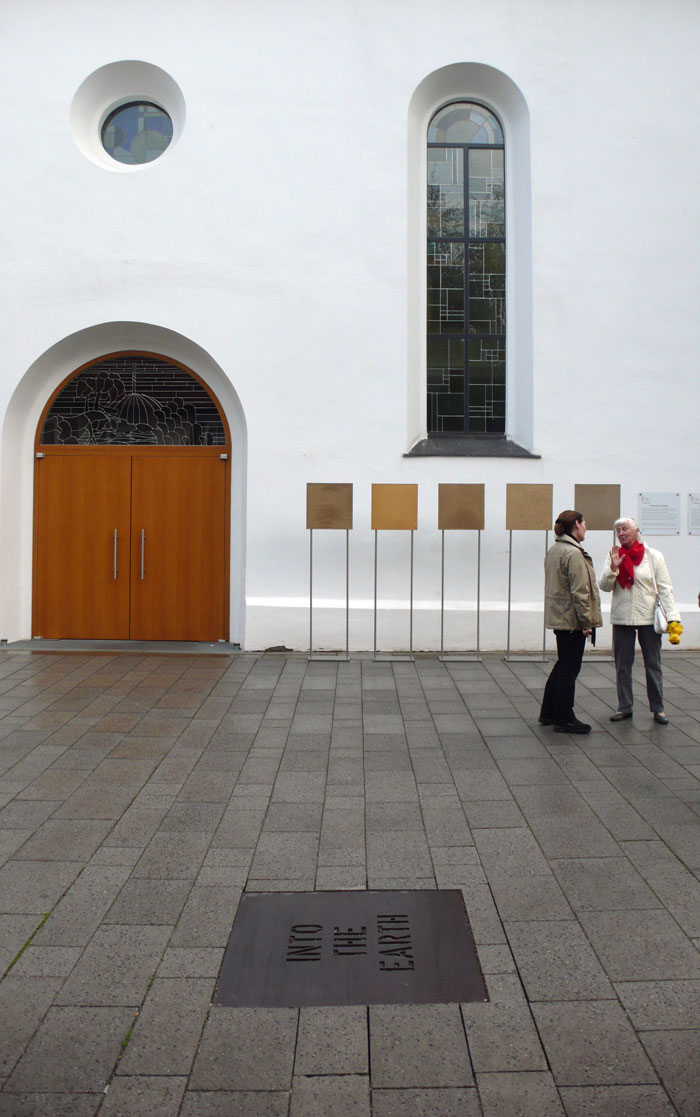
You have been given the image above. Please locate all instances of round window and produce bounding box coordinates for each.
[101,101,173,165]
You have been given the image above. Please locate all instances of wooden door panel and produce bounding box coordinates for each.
[130,456,227,641]
[34,455,131,638]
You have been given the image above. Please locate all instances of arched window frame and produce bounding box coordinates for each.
[406,64,536,458]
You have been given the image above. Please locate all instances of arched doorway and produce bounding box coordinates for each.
[32,352,231,641]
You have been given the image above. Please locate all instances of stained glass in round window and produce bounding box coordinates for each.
[101,101,173,165]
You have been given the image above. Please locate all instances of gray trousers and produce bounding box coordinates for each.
[612,625,664,713]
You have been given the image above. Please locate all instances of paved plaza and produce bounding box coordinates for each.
[1,647,700,1115]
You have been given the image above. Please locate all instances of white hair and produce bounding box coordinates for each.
[614,517,640,533]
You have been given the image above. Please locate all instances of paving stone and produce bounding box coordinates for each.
[294,1006,368,1075]
[506,921,613,1000]
[614,979,700,1029]
[557,1084,677,1115]
[169,885,242,948]
[0,976,63,1077]
[104,877,192,925]
[118,978,214,1075]
[0,859,83,914]
[180,1090,290,1115]
[101,1075,187,1116]
[369,1004,473,1088]
[461,973,546,1072]
[289,1074,370,1116]
[550,856,661,912]
[639,1029,700,1116]
[531,1001,658,1086]
[250,831,319,879]
[12,818,111,862]
[54,924,170,1006]
[4,1005,134,1092]
[10,945,82,977]
[0,1094,101,1116]
[578,909,700,981]
[132,830,212,879]
[157,947,224,978]
[476,1071,565,1115]
[189,1007,297,1090]
[370,1087,481,1116]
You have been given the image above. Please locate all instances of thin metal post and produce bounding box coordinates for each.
[309,529,313,656]
[542,529,548,659]
[506,528,513,658]
[476,529,482,658]
[345,528,350,661]
[409,530,414,658]
[373,530,378,660]
[440,529,445,657]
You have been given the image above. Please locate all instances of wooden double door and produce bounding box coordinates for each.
[33,450,229,641]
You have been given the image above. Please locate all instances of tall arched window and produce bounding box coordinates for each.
[427,102,505,435]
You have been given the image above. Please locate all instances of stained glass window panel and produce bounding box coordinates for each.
[41,355,226,446]
[427,337,465,433]
[469,149,505,238]
[427,242,465,334]
[428,103,503,145]
[468,243,505,335]
[468,338,505,434]
[427,149,464,236]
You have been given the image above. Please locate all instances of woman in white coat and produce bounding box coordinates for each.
[599,517,681,724]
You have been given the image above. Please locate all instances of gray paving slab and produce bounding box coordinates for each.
[369,1004,473,1088]
[4,1005,134,1093]
[189,1007,297,1091]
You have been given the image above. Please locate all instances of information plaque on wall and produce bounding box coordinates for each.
[689,493,700,536]
[638,492,681,536]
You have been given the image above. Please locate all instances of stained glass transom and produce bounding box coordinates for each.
[40,356,226,446]
[427,101,506,436]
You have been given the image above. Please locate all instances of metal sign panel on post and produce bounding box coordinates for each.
[437,483,484,662]
[504,484,552,663]
[307,483,353,662]
[371,484,418,662]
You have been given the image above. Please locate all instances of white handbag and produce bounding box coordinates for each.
[651,563,669,633]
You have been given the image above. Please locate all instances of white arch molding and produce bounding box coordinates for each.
[0,323,247,644]
[407,63,533,451]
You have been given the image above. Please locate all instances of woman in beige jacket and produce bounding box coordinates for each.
[599,517,681,724]
[540,510,602,734]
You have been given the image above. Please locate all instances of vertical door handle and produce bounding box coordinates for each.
[113,529,118,580]
[140,529,145,580]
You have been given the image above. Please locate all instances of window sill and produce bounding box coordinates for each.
[405,436,539,459]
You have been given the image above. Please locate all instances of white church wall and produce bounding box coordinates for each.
[0,0,698,650]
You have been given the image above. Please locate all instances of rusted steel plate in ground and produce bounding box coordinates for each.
[213,889,488,1007]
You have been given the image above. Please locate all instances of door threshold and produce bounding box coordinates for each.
[2,639,241,656]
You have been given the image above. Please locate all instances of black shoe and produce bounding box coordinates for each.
[610,711,632,722]
[554,720,591,735]
[538,716,554,726]
[653,712,669,725]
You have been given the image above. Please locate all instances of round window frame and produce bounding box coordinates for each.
[70,61,185,173]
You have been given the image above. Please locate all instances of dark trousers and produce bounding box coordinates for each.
[540,630,586,726]
[612,625,664,713]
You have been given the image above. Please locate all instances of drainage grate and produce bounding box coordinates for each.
[213,889,488,1008]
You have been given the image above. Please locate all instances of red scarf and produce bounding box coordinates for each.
[617,540,645,589]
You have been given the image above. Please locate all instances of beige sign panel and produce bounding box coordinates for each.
[506,483,553,530]
[371,484,418,530]
[306,483,353,530]
[438,484,485,530]
[574,484,620,531]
